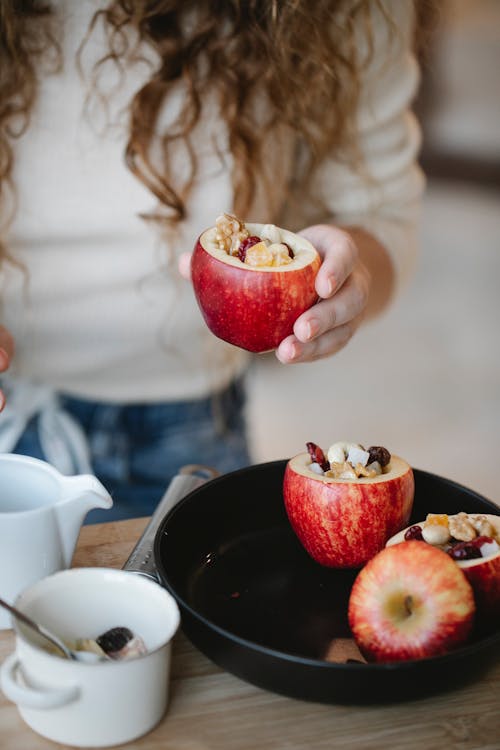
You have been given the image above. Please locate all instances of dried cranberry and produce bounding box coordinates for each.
[306,442,330,472]
[367,446,391,467]
[237,236,261,263]
[470,535,495,548]
[404,525,424,541]
[448,541,482,561]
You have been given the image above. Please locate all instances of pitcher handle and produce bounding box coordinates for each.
[0,653,79,710]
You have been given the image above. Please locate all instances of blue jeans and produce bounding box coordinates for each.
[12,378,251,523]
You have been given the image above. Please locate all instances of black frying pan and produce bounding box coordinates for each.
[153,460,500,704]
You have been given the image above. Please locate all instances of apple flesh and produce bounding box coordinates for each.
[387,515,500,624]
[191,223,321,352]
[283,453,414,568]
[347,541,476,662]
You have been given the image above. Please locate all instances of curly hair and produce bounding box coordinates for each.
[0,0,60,264]
[0,1,433,264]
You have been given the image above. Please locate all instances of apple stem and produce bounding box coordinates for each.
[404,595,413,616]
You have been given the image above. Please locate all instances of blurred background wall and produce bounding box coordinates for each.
[246,0,500,505]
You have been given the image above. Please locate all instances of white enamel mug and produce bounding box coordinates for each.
[0,568,180,747]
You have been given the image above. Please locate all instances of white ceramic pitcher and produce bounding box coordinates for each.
[0,454,113,629]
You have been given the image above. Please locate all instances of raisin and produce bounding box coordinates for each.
[448,541,482,561]
[237,235,261,263]
[282,242,294,259]
[404,525,424,541]
[306,442,330,472]
[96,627,134,654]
[367,446,391,467]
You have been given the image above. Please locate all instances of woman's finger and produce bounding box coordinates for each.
[178,252,193,280]
[276,314,364,364]
[299,224,358,299]
[292,266,370,344]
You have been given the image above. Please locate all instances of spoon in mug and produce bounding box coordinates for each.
[0,596,105,663]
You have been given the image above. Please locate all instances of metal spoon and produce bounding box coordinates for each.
[0,596,105,663]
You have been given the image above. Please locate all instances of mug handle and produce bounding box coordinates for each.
[0,653,79,709]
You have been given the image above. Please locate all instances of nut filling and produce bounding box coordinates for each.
[213,213,294,267]
[306,441,391,480]
[404,512,500,561]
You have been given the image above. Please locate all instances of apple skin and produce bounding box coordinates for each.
[348,541,476,663]
[387,515,500,625]
[191,223,321,353]
[464,555,500,624]
[283,453,415,569]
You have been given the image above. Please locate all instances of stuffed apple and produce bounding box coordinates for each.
[191,213,321,352]
[283,441,415,568]
[387,512,500,624]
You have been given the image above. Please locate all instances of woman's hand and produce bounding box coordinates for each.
[0,326,15,411]
[276,224,393,364]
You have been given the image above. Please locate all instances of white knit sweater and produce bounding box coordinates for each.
[3,0,424,404]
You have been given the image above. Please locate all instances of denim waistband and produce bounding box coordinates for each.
[0,376,248,476]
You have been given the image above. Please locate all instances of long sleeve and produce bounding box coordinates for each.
[310,0,425,293]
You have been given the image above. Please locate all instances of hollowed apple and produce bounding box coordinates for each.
[283,453,415,568]
[191,223,321,352]
[387,514,500,624]
[347,541,476,662]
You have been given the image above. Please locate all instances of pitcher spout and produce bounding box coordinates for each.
[55,474,113,566]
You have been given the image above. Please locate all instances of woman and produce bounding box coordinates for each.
[0,1,430,519]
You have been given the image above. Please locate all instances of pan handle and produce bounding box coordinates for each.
[122,465,219,581]
[179,464,220,480]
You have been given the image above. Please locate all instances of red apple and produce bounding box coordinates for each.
[283,452,414,568]
[387,514,500,624]
[348,541,476,662]
[191,223,321,352]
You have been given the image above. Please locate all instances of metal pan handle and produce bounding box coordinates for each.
[122,465,219,581]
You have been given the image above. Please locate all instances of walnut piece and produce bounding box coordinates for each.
[324,459,379,480]
[355,463,378,478]
[469,514,497,540]
[214,213,249,255]
[325,462,352,479]
[448,512,477,542]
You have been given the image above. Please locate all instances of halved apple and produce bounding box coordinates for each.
[191,223,321,352]
[387,514,500,624]
[283,452,415,568]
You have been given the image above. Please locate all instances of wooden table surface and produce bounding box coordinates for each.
[1,518,499,750]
